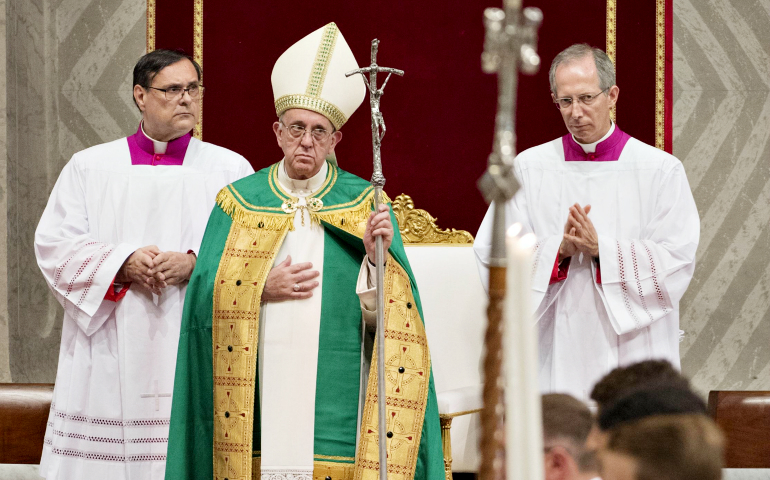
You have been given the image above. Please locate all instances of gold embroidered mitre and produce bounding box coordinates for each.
[271,22,365,130]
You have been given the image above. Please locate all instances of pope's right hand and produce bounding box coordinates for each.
[262,255,320,301]
[116,245,163,295]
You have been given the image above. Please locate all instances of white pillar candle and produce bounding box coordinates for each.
[504,223,544,480]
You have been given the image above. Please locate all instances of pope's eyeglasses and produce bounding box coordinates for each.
[146,84,204,101]
[554,87,610,109]
[280,121,332,142]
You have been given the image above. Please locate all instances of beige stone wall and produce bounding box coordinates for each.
[0,0,9,382]
[4,0,143,382]
[674,0,770,394]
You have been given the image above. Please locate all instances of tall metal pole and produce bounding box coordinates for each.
[477,3,542,480]
[346,40,404,480]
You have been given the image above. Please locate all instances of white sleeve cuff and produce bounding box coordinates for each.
[357,259,377,328]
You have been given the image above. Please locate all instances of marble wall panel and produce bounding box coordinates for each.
[0,0,9,382]
[7,0,58,383]
[674,0,770,394]
[5,0,143,382]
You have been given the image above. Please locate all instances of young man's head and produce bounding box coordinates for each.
[542,394,599,480]
[599,414,724,480]
[586,382,707,452]
[590,360,690,414]
[597,383,707,432]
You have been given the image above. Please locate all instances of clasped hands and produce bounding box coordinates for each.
[559,203,599,262]
[262,204,394,301]
[116,245,196,295]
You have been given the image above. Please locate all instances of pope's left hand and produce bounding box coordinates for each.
[364,204,394,265]
[149,251,197,288]
[564,203,599,258]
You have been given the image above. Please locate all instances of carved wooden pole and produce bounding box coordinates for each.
[477,3,542,480]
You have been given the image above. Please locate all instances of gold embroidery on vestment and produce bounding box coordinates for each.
[354,261,431,480]
[213,181,427,480]
[212,219,288,480]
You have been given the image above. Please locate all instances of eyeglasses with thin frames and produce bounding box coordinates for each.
[553,87,610,109]
[146,84,204,101]
[280,121,332,143]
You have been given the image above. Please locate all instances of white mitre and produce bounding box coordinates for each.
[272,22,365,130]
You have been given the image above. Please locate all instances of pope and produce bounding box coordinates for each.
[166,23,444,480]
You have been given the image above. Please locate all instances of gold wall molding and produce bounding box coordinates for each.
[145,0,203,138]
[146,0,155,52]
[606,0,616,122]
[194,0,203,139]
[655,0,666,150]
[392,194,473,245]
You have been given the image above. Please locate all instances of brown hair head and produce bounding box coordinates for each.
[590,360,690,411]
[542,393,597,473]
[604,414,724,480]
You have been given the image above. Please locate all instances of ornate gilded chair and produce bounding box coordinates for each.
[392,194,485,479]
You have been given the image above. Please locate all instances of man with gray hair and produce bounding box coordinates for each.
[542,394,601,480]
[474,44,699,400]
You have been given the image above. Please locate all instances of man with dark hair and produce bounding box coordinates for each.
[590,359,691,413]
[474,43,700,400]
[542,394,601,480]
[597,384,707,432]
[599,414,724,480]
[35,49,253,479]
[585,381,708,452]
[132,49,202,109]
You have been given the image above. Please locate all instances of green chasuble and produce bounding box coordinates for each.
[166,162,444,480]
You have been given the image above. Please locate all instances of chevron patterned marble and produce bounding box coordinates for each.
[674,0,770,393]
[0,0,8,382]
[4,0,144,381]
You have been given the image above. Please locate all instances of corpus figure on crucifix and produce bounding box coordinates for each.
[166,22,444,480]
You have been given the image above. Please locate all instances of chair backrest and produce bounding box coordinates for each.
[404,244,485,473]
[404,245,486,395]
[708,390,770,468]
[394,194,485,473]
[0,383,54,464]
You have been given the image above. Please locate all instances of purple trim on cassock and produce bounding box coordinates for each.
[126,125,191,166]
[562,126,631,162]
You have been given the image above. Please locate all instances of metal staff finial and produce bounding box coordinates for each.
[477,3,542,480]
[346,39,404,480]
[347,39,404,187]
